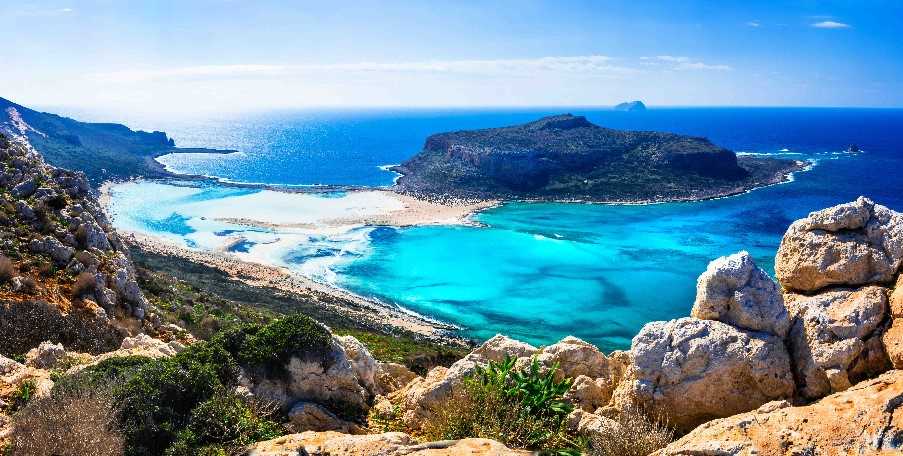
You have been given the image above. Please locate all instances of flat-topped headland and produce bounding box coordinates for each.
[392,114,806,203]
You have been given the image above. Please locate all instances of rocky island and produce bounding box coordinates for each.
[614,100,647,111]
[392,114,805,203]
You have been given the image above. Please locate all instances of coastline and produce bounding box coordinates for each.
[96,151,808,345]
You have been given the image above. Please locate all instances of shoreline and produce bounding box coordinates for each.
[119,230,463,342]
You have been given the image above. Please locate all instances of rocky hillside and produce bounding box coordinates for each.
[0,97,231,183]
[393,114,804,202]
[0,132,173,356]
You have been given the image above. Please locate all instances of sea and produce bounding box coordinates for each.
[106,107,903,351]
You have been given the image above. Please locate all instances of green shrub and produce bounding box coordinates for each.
[9,379,37,412]
[164,392,281,456]
[234,314,333,376]
[422,356,579,453]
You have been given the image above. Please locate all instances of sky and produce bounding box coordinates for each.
[2,0,902,116]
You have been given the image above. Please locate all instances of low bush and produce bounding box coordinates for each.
[9,381,124,456]
[422,356,580,453]
[165,392,281,456]
[233,314,333,376]
[70,315,327,455]
[8,380,37,412]
[588,402,674,456]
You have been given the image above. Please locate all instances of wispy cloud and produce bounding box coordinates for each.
[642,56,732,71]
[90,56,647,83]
[746,20,760,27]
[13,7,74,17]
[812,20,850,29]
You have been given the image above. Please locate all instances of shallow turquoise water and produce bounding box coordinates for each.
[108,108,903,350]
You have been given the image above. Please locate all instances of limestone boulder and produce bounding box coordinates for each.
[534,336,613,380]
[611,318,794,432]
[245,431,529,456]
[244,336,375,416]
[775,197,903,292]
[692,251,790,337]
[564,375,611,412]
[24,341,67,369]
[337,335,378,394]
[785,286,892,399]
[375,362,418,396]
[287,402,363,434]
[656,369,903,456]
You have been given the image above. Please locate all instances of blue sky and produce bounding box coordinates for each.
[2,0,902,114]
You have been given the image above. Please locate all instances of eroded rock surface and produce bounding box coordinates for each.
[657,369,903,456]
[245,431,528,456]
[612,317,794,432]
[785,286,892,398]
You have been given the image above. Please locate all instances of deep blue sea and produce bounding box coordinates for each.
[112,108,903,350]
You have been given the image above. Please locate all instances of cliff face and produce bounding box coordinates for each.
[393,114,803,202]
[0,133,158,355]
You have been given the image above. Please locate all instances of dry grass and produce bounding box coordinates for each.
[9,382,125,456]
[0,255,14,283]
[71,271,97,299]
[588,402,674,456]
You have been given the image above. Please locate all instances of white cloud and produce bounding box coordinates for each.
[89,56,650,83]
[746,21,760,27]
[812,20,850,29]
[644,56,732,71]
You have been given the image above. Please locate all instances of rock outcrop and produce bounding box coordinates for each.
[611,318,794,432]
[657,370,903,455]
[242,335,380,419]
[0,135,160,355]
[776,197,903,293]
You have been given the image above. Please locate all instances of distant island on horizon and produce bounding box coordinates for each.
[614,100,647,111]
[392,114,806,203]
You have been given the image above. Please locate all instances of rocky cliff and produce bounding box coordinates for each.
[392,114,804,202]
[0,132,172,355]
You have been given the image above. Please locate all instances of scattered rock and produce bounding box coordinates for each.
[24,341,66,369]
[656,369,903,455]
[612,318,794,432]
[776,197,903,292]
[692,251,790,337]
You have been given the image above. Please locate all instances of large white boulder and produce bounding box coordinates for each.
[612,317,794,432]
[692,251,790,337]
[776,197,903,292]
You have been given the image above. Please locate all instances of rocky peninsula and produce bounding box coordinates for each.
[392,114,806,203]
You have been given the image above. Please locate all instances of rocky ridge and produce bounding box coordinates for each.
[0,132,177,355]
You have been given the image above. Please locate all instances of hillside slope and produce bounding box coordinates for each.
[393,114,804,202]
[0,97,230,183]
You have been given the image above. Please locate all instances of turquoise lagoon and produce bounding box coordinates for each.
[108,108,903,350]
